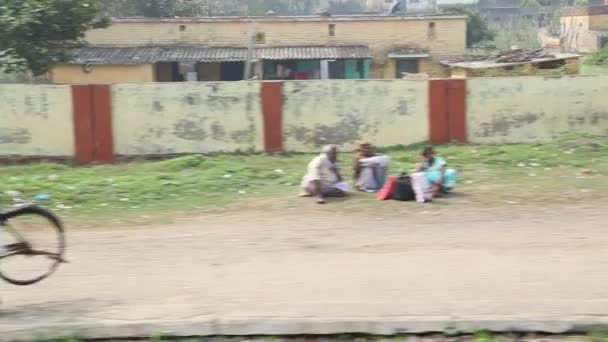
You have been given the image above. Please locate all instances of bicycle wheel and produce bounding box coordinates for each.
[0,205,66,286]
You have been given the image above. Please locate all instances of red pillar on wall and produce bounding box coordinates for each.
[91,85,115,163]
[446,79,467,144]
[71,85,95,163]
[429,80,450,144]
[71,85,115,163]
[261,82,284,153]
[428,79,467,144]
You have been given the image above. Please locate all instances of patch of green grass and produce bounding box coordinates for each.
[580,64,608,75]
[589,328,608,342]
[474,331,494,342]
[1,134,607,220]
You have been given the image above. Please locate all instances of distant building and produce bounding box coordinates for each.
[561,6,608,53]
[51,14,466,83]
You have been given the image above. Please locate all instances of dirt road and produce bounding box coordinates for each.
[1,200,608,340]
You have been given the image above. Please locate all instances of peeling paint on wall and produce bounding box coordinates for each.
[0,128,32,144]
[111,82,263,154]
[0,85,74,156]
[281,80,428,152]
[468,76,608,143]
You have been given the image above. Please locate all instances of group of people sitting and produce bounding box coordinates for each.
[299,142,457,204]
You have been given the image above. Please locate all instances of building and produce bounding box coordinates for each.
[561,6,608,53]
[50,14,466,83]
[441,52,580,77]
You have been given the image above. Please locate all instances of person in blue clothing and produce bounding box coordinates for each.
[416,146,458,197]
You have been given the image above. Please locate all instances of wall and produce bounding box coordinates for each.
[0,85,74,156]
[384,58,430,78]
[561,15,599,53]
[85,17,466,77]
[467,76,608,143]
[589,13,608,30]
[2,76,608,161]
[281,80,429,151]
[111,82,264,155]
[52,64,155,84]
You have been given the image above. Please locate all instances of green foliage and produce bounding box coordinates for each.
[327,0,365,14]
[491,20,541,50]
[589,327,608,342]
[441,5,495,47]
[99,0,321,17]
[99,0,213,17]
[580,63,608,75]
[0,0,109,75]
[586,45,608,65]
[473,331,494,342]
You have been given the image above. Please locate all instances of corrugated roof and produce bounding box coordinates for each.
[67,46,372,64]
[110,15,467,23]
[441,53,580,70]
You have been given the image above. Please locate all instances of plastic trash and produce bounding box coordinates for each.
[35,194,52,201]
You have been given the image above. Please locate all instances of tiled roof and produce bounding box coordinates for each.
[110,15,467,23]
[67,45,372,64]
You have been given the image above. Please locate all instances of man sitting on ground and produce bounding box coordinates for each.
[353,142,390,192]
[300,145,348,204]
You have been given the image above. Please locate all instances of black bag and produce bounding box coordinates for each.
[392,173,416,201]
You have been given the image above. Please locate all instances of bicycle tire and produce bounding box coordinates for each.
[0,205,66,286]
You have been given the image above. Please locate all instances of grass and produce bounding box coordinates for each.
[1,133,607,220]
[580,64,608,75]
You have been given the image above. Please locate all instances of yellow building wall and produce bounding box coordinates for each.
[561,15,599,53]
[0,85,74,156]
[565,57,580,74]
[589,14,608,30]
[52,64,154,84]
[281,80,429,152]
[111,82,264,154]
[382,57,430,78]
[467,75,608,143]
[449,67,468,78]
[86,17,467,78]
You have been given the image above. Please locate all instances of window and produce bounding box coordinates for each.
[179,25,187,32]
[396,59,419,77]
[328,24,336,36]
[428,22,436,39]
[255,32,266,44]
[329,60,345,79]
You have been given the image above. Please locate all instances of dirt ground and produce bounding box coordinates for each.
[1,194,608,339]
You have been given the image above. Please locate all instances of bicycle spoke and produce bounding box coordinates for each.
[27,249,67,262]
[0,250,26,260]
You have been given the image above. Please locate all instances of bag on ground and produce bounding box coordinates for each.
[377,176,398,200]
[391,173,416,201]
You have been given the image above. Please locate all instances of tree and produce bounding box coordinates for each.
[441,5,496,47]
[327,0,365,14]
[0,0,109,75]
[100,0,213,17]
[244,0,321,15]
[100,0,322,17]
